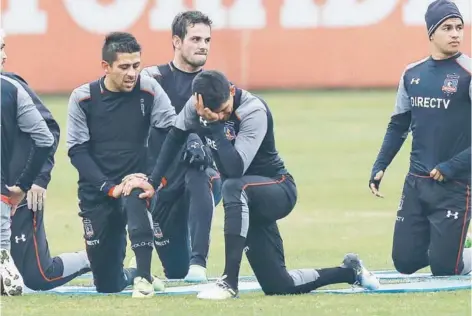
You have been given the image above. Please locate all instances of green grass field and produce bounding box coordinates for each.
[2,90,471,316]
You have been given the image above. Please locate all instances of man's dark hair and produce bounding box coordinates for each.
[172,11,212,41]
[102,32,141,65]
[192,70,231,111]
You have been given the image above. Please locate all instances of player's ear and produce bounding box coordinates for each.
[172,35,182,50]
[101,60,110,74]
[229,85,236,97]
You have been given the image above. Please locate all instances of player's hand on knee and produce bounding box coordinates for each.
[6,185,26,208]
[369,170,384,198]
[109,182,125,199]
[27,184,47,212]
[122,177,155,199]
[122,173,148,183]
[429,168,444,182]
[121,173,151,197]
[10,204,18,217]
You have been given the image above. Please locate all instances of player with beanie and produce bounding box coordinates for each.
[369,0,471,276]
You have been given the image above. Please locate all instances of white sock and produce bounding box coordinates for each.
[58,250,90,277]
[461,248,471,275]
[0,202,12,251]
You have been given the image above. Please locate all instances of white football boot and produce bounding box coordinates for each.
[184,265,208,283]
[197,275,238,300]
[341,253,380,290]
[128,256,165,295]
[0,249,24,296]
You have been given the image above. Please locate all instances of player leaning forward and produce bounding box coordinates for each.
[1,32,55,296]
[370,0,471,276]
[124,70,380,300]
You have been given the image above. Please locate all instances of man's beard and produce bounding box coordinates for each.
[183,54,207,69]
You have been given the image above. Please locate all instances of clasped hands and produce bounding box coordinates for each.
[109,173,155,199]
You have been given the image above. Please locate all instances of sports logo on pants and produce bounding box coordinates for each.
[15,234,26,243]
[83,218,94,238]
[398,195,405,211]
[153,222,163,239]
[446,210,459,220]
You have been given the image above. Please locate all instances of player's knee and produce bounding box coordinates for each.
[221,178,245,203]
[127,188,144,199]
[392,256,420,275]
[259,280,295,296]
[24,280,49,291]
[23,274,54,291]
[94,277,127,293]
[95,283,126,293]
[429,256,459,276]
[163,265,189,279]
[20,260,56,291]
[159,251,190,279]
[262,286,292,296]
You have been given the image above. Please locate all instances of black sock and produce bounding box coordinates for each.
[133,247,153,283]
[222,234,246,290]
[122,189,154,284]
[313,267,356,288]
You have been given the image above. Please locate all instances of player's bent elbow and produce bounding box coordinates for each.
[38,139,54,149]
[44,132,55,147]
[67,143,87,158]
[33,130,55,148]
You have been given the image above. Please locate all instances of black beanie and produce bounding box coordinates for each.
[425,0,463,37]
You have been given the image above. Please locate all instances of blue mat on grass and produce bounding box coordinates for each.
[26,271,471,296]
[74,269,421,282]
